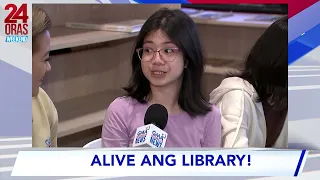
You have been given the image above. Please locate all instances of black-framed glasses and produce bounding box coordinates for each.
[136,48,180,62]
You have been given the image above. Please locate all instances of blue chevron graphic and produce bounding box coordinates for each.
[289,23,320,65]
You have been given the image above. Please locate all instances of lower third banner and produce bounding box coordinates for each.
[11,149,307,176]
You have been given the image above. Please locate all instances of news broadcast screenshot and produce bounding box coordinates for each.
[0,0,319,179]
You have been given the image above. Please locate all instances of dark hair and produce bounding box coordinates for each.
[234,15,288,108]
[123,8,211,117]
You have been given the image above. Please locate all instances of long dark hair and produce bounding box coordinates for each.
[237,15,288,108]
[231,15,288,147]
[123,8,211,117]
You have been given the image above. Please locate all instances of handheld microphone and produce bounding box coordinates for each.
[132,104,168,148]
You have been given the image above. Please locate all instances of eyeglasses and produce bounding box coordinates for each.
[136,48,180,62]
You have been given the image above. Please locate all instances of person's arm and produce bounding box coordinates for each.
[211,90,249,148]
[202,106,222,147]
[48,99,58,147]
[102,99,129,147]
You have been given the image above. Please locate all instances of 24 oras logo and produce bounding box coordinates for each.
[4,3,29,43]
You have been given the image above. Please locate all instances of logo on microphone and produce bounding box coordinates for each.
[45,137,52,147]
[150,131,166,148]
[135,129,148,144]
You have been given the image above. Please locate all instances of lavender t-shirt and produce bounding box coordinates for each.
[102,97,221,147]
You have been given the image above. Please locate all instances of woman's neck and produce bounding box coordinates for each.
[148,82,182,115]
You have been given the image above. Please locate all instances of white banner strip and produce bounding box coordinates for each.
[11,150,308,177]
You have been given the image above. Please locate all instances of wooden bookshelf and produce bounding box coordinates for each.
[50,26,139,51]
[48,8,272,51]
[58,109,105,138]
[36,4,267,147]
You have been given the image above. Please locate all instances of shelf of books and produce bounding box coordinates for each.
[50,8,279,51]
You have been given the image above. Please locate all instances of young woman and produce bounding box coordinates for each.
[32,7,58,147]
[102,8,221,147]
[210,16,288,148]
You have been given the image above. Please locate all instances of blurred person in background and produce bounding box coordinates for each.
[102,8,221,148]
[210,15,288,148]
[32,6,58,147]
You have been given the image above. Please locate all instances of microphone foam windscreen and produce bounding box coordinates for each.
[144,104,168,130]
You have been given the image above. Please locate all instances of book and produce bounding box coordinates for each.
[244,15,282,22]
[65,19,146,33]
[191,11,234,20]
[181,8,201,15]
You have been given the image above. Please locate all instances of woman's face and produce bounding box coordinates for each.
[140,30,185,88]
[32,30,51,97]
